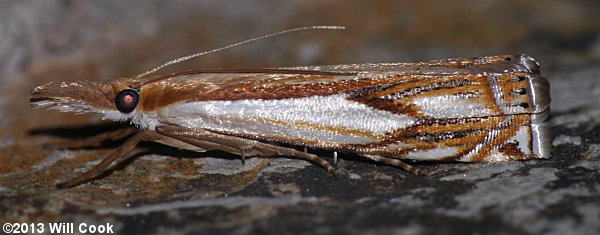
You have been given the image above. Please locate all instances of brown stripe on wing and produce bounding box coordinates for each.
[408,117,508,161]
[139,70,362,111]
[141,70,530,113]
[495,73,535,113]
[349,74,502,117]
[141,72,421,111]
[140,73,350,111]
[190,74,413,101]
[398,114,531,162]
[342,116,503,158]
[245,116,382,141]
[464,114,532,161]
[140,79,211,111]
[187,114,382,150]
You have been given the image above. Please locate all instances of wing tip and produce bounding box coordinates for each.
[527,73,551,117]
[513,54,541,74]
[531,121,552,159]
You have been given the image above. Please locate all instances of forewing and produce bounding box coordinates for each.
[149,54,550,162]
[283,54,540,75]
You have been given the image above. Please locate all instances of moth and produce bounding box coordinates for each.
[30,26,551,188]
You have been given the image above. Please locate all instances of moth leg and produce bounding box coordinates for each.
[155,125,337,175]
[361,155,429,176]
[46,127,137,149]
[171,135,245,155]
[239,146,257,165]
[256,144,337,176]
[56,130,163,188]
[333,151,338,164]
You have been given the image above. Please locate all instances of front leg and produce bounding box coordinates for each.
[56,130,164,188]
[46,127,138,149]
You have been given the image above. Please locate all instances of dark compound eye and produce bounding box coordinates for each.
[115,89,139,113]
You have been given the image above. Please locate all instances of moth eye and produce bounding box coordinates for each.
[115,89,139,113]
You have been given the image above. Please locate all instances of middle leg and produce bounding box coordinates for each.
[155,125,337,175]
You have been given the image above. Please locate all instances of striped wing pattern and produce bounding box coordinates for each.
[147,55,550,162]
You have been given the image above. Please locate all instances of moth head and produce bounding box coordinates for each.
[31,78,161,129]
[30,79,142,116]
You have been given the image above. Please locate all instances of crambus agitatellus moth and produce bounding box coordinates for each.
[30,26,551,188]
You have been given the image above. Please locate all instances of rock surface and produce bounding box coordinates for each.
[1,1,600,235]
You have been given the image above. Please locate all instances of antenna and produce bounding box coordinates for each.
[136,25,345,78]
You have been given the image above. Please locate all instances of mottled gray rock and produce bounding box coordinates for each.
[2,1,600,235]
